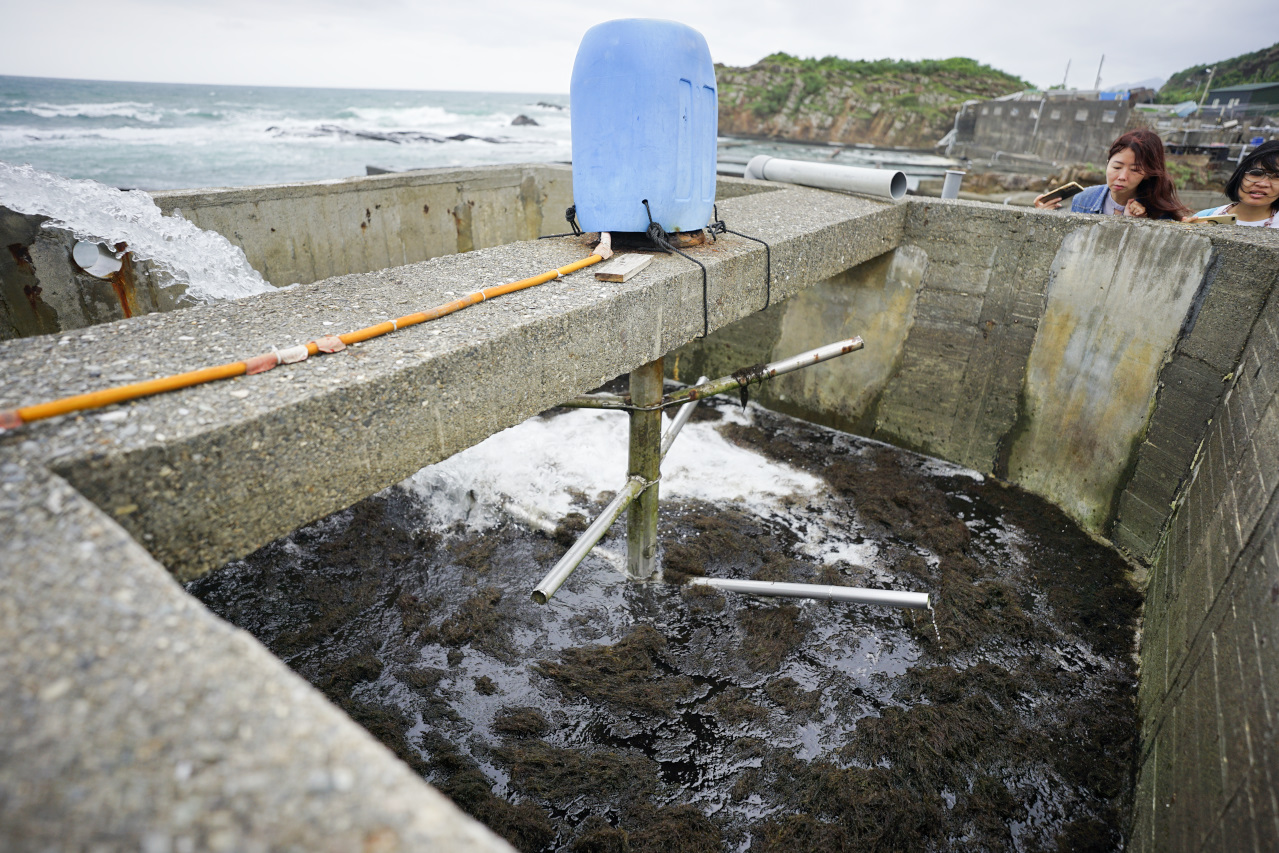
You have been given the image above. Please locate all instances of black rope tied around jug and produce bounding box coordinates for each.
[642,199,711,338]
[709,204,773,310]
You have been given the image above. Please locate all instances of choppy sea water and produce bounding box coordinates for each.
[0,75,572,190]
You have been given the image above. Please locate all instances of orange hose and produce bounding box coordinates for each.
[1,253,604,429]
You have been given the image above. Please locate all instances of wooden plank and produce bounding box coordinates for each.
[594,253,653,282]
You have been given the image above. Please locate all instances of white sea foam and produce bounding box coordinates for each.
[402,404,823,535]
[4,101,165,122]
[0,162,272,302]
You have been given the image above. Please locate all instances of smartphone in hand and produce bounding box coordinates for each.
[1189,214,1238,225]
[1039,182,1086,203]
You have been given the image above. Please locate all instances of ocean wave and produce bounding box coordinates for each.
[339,104,461,127]
[2,101,166,122]
[269,124,516,144]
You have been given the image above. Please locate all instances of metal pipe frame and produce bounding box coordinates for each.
[687,577,930,610]
[531,377,707,604]
[558,337,864,412]
[659,375,707,457]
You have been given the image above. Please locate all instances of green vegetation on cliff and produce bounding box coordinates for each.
[718,52,1030,148]
[1157,41,1279,104]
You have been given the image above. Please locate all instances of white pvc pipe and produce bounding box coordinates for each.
[744,155,907,201]
[71,241,123,279]
[688,577,930,610]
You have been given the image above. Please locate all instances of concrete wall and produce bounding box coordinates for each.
[1131,268,1279,852]
[673,199,1279,850]
[152,164,575,287]
[0,208,179,341]
[955,98,1148,163]
[0,164,576,339]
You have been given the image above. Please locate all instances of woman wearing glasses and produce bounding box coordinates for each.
[1190,140,1279,228]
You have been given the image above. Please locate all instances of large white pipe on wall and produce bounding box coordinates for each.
[743,155,907,201]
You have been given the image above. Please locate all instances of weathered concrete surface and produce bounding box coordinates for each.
[0,208,176,340]
[678,200,1279,556]
[152,165,576,288]
[1112,231,1279,557]
[670,245,927,435]
[1129,239,1279,853]
[0,183,903,581]
[0,448,511,852]
[954,96,1147,163]
[1005,224,1212,531]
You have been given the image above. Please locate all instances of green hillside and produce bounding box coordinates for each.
[718,53,1030,148]
[1157,41,1279,104]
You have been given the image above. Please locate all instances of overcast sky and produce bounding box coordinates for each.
[2,0,1275,94]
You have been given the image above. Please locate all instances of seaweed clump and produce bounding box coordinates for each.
[534,625,694,715]
[738,603,808,671]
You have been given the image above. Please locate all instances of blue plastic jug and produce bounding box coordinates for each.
[570,19,718,234]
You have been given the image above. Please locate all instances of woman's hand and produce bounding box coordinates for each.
[1125,199,1147,217]
[1034,193,1063,210]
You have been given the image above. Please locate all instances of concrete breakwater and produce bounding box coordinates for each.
[1,164,1278,850]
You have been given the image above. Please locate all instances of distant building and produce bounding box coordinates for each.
[951,93,1146,163]
[1206,82,1279,109]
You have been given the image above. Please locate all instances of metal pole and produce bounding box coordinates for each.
[660,376,707,458]
[559,338,864,412]
[626,358,663,580]
[531,478,645,604]
[688,577,930,610]
[1199,67,1216,110]
[663,337,864,408]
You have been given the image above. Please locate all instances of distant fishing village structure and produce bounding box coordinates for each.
[947,83,1278,165]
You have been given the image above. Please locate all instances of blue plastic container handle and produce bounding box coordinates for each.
[571,19,718,234]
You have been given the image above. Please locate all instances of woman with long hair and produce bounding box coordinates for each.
[1189,140,1279,228]
[1035,128,1189,220]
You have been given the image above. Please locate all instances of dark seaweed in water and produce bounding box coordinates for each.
[189,397,1140,852]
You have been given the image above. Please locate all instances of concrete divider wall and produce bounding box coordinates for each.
[1131,270,1279,852]
[1,165,576,339]
[152,165,575,287]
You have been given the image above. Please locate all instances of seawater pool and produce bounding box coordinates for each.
[190,393,1140,852]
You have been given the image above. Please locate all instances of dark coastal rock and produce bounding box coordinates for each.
[510,114,539,127]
